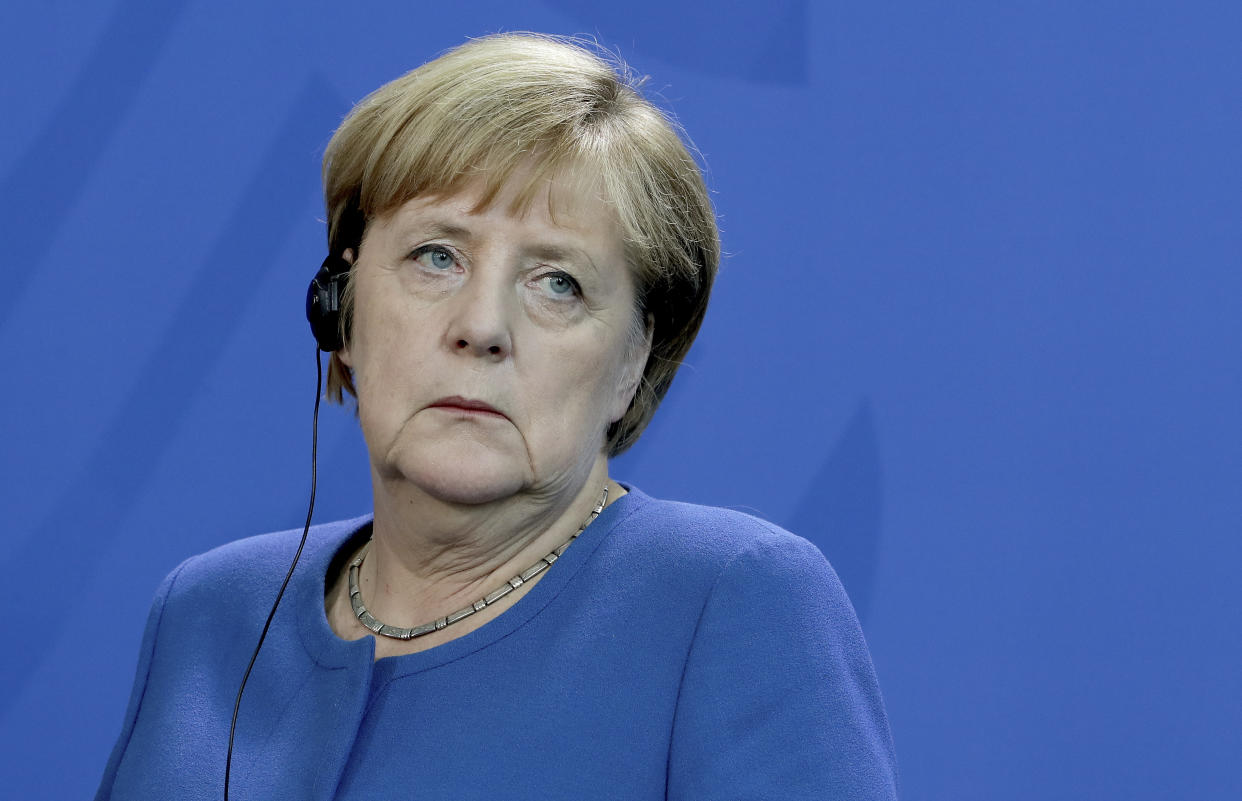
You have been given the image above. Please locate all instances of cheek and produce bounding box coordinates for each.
[570,341,640,428]
[521,346,603,430]
[349,301,430,421]
[607,329,649,411]
[352,279,427,367]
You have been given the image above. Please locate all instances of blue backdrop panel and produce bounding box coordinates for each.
[2,2,1239,799]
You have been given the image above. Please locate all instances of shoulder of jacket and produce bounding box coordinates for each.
[162,514,372,607]
[614,492,830,581]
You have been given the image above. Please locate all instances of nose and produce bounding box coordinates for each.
[444,270,513,361]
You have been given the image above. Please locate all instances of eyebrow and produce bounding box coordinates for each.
[415,221,474,242]
[523,243,600,275]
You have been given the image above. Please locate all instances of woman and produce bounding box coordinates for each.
[97,33,898,800]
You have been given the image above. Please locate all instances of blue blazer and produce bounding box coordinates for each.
[97,487,898,799]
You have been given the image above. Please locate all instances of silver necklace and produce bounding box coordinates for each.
[349,485,608,640]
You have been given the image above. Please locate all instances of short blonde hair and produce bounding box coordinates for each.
[322,32,719,456]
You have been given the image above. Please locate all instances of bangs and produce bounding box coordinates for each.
[362,122,605,228]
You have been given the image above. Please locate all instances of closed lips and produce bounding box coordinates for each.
[428,397,507,417]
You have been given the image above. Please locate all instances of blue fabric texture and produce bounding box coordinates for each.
[96,487,899,800]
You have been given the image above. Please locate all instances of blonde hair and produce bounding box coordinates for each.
[322,32,719,456]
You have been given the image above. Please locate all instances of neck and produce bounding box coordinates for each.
[360,455,614,629]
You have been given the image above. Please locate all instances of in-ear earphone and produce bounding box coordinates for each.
[306,253,351,352]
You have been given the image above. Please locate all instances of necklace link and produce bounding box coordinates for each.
[349,485,609,640]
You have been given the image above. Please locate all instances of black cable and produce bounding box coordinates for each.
[224,344,323,800]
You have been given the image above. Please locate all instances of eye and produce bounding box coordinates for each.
[538,271,581,298]
[411,245,457,271]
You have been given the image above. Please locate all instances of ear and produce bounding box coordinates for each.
[611,313,654,423]
[336,248,357,368]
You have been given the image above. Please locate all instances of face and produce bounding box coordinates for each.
[339,169,650,507]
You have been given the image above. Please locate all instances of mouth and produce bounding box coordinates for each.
[427,396,508,419]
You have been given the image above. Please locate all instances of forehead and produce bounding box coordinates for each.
[375,165,625,256]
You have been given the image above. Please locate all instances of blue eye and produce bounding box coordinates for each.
[413,246,456,271]
[538,271,580,298]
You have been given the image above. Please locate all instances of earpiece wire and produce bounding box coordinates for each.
[223,345,323,799]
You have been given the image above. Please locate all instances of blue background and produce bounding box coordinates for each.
[3,1,1240,798]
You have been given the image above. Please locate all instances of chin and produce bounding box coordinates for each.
[385,439,531,507]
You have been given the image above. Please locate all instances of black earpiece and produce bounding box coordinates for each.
[306,254,351,352]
